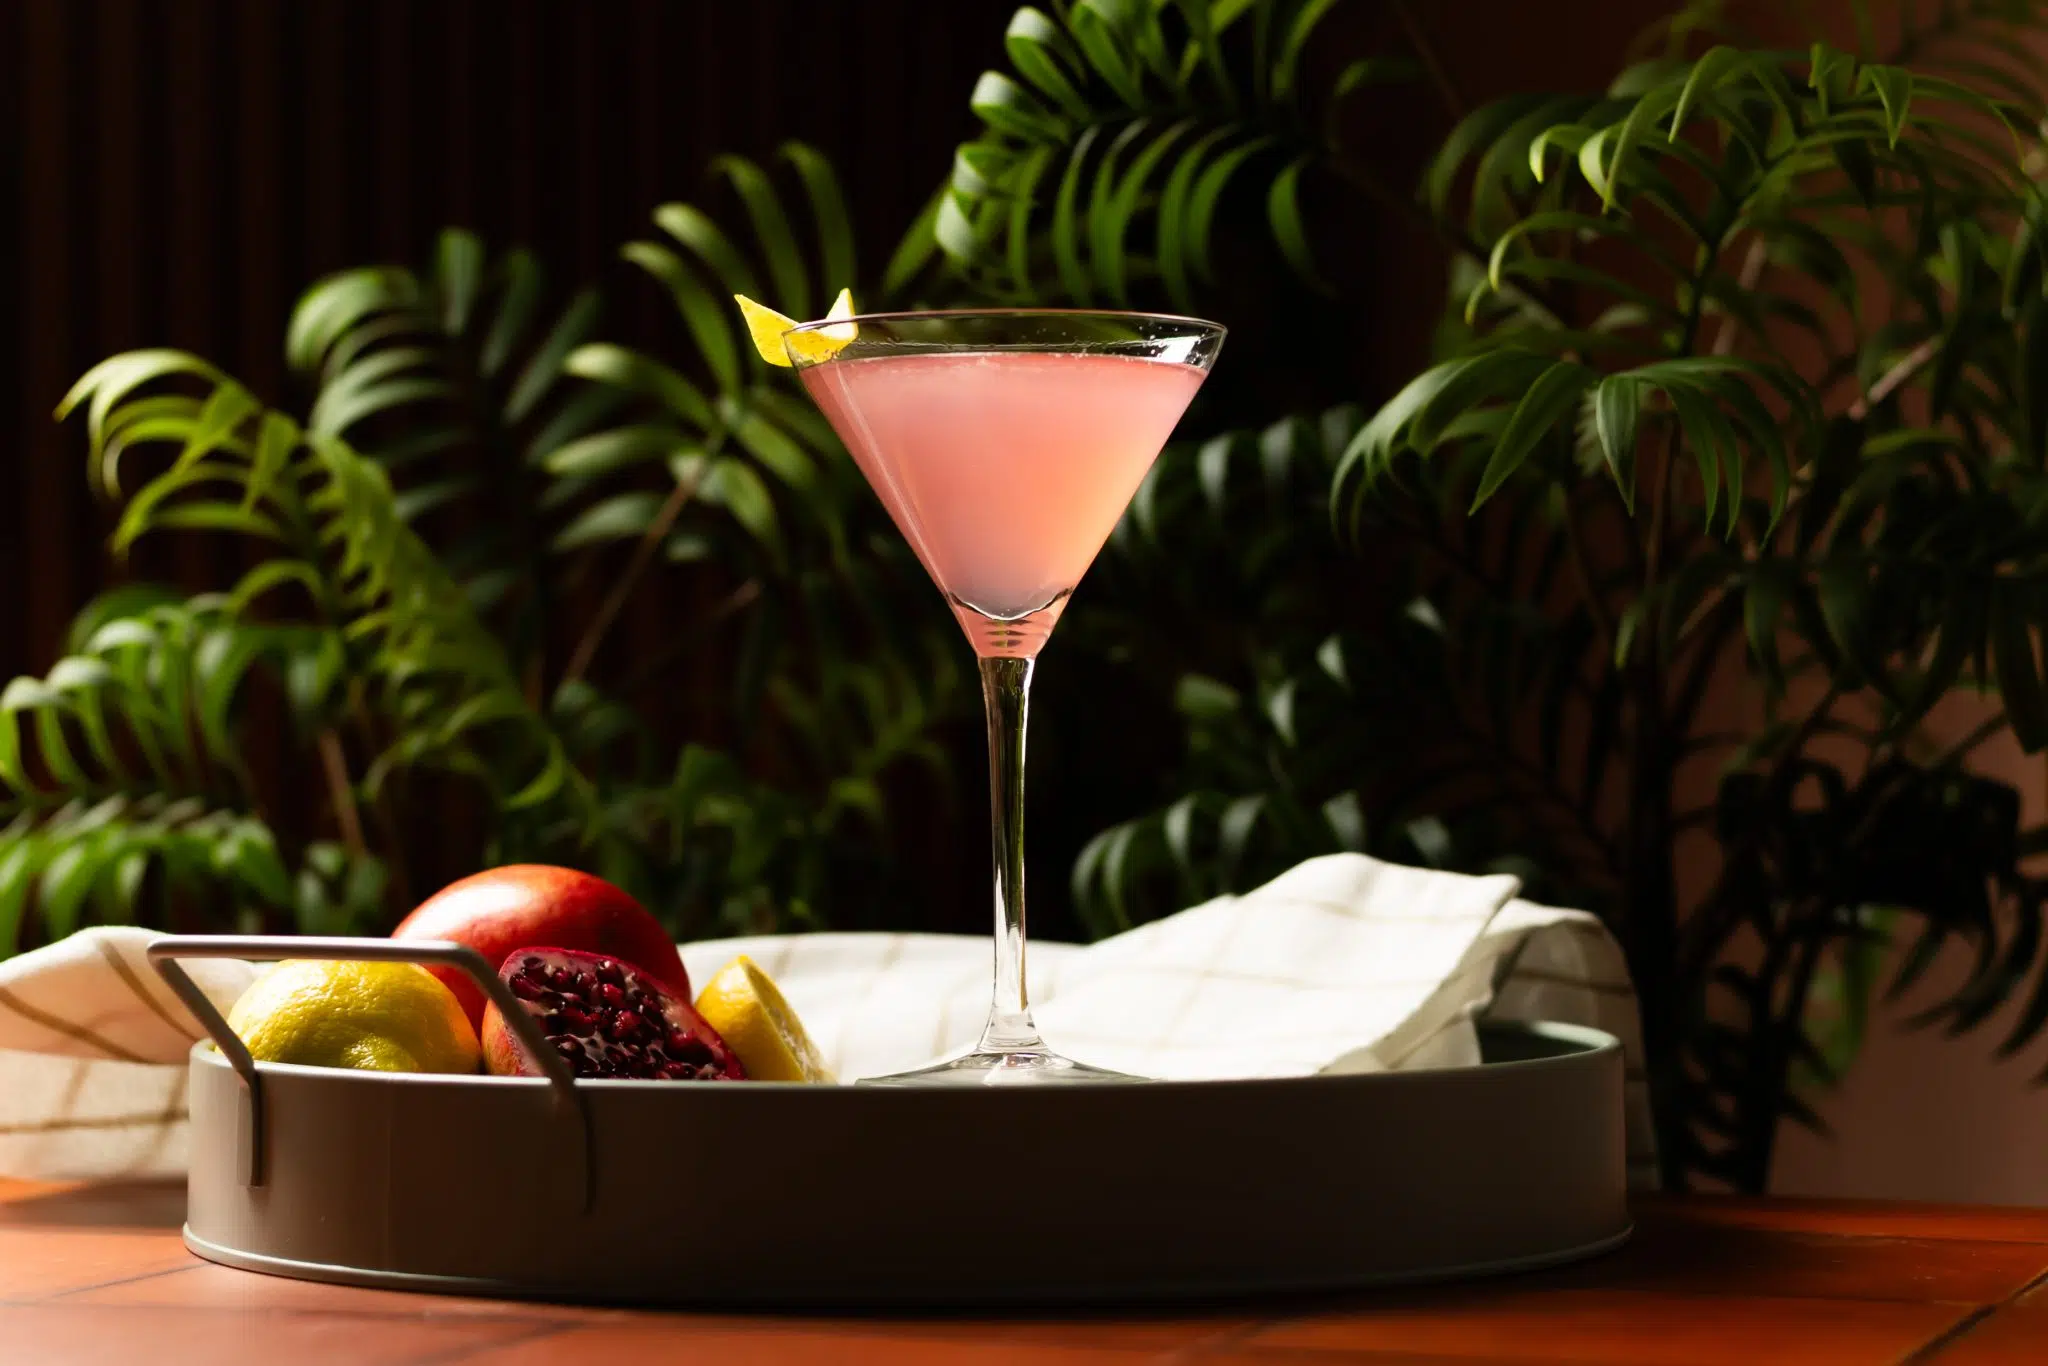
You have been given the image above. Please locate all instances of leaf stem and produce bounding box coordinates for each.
[316,728,367,857]
[613,578,763,699]
[561,461,707,688]
[1710,237,1771,357]
[1672,598,1743,736]
[1682,686,1849,983]
[1329,159,1570,324]
[346,691,413,910]
[1391,0,1466,120]
[1405,519,1601,710]
[1562,490,1618,646]
[1847,335,1941,419]
[1642,420,1681,597]
[1433,705,1624,870]
[1933,711,2010,767]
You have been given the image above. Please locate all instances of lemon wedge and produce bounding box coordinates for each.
[694,955,836,1083]
[737,288,857,368]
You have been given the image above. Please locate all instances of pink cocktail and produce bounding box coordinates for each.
[802,351,1205,656]
[785,311,1225,1084]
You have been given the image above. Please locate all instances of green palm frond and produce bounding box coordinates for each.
[938,0,1399,311]
[55,355,591,823]
[286,229,607,659]
[2,798,269,951]
[559,142,957,713]
[0,594,387,950]
[2,598,275,810]
[1863,0,2048,122]
[1069,405,1568,933]
[288,230,604,469]
[556,144,879,581]
[0,798,386,949]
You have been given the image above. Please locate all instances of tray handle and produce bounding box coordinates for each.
[147,935,591,1210]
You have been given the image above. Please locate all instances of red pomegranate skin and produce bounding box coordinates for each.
[481,947,744,1080]
[391,866,688,1029]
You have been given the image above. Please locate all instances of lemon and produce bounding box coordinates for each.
[226,960,482,1075]
[694,955,834,1083]
[737,288,857,368]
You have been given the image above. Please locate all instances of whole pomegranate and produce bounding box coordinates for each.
[392,866,688,1029]
[482,948,744,1081]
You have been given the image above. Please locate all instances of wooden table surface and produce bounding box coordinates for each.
[6,1181,2048,1364]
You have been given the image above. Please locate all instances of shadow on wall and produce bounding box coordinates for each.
[1772,704,2048,1204]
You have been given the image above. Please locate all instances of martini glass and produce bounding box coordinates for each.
[785,309,1225,1085]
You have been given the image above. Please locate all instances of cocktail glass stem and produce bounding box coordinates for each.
[977,654,1045,1056]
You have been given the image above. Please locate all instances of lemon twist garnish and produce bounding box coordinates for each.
[737,288,857,368]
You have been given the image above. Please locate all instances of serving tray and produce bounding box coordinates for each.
[152,935,1630,1307]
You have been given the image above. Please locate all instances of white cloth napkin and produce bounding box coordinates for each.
[0,854,1655,1187]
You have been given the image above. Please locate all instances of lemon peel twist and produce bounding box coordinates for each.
[736,288,857,367]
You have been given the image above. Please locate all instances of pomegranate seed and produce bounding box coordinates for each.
[488,948,738,1083]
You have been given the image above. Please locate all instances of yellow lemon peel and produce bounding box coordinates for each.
[694,954,836,1083]
[737,288,857,368]
[226,960,482,1075]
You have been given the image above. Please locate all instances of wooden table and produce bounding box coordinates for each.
[5,1181,2048,1364]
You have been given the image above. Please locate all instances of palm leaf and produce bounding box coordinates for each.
[936,0,1396,310]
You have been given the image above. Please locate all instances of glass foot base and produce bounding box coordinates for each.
[859,1048,1143,1087]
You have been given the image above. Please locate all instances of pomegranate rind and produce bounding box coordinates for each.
[392,866,689,1029]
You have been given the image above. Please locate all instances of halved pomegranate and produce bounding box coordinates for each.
[393,866,689,1030]
[481,948,745,1081]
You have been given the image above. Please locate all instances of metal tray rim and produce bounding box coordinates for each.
[182,1222,1634,1309]
[184,1018,1621,1095]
